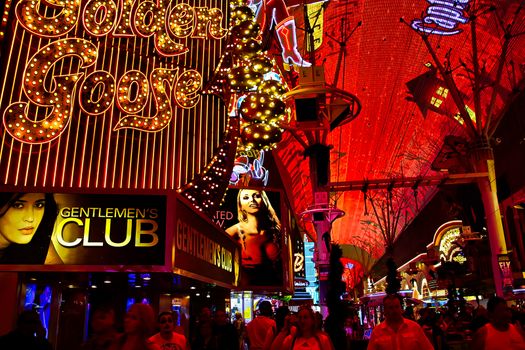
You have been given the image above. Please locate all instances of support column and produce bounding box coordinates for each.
[472,141,509,296]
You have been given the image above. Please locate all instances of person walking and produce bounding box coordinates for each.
[110,303,159,350]
[213,310,239,350]
[81,304,120,350]
[280,306,333,350]
[245,301,276,350]
[471,296,525,350]
[367,294,433,350]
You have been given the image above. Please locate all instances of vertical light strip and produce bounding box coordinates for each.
[51,40,65,187]
[88,39,109,188]
[134,40,144,189]
[0,13,18,113]
[3,20,26,184]
[79,41,102,188]
[184,29,192,185]
[32,145,42,187]
[103,36,121,189]
[59,12,78,188]
[143,43,153,190]
[0,132,5,183]
[16,25,42,187]
[42,142,52,187]
[210,0,218,166]
[23,142,32,186]
[155,61,163,190]
[0,1,15,175]
[170,60,176,189]
[14,143,24,186]
[117,36,136,189]
[66,36,79,188]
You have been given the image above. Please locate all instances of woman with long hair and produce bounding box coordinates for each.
[0,192,58,264]
[226,189,281,285]
[281,307,333,350]
[110,303,159,350]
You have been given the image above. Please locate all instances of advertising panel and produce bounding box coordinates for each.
[213,187,286,289]
[0,192,166,268]
[0,0,228,190]
[174,196,240,289]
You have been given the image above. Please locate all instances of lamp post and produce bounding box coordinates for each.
[284,65,360,313]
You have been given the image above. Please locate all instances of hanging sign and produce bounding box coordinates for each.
[411,0,470,36]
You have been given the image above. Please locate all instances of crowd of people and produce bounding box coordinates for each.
[365,294,525,350]
[2,294,525,350]
[0,301,336,350]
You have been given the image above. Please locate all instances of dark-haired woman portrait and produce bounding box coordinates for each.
[226,189,282,286]
[0,192,59,264]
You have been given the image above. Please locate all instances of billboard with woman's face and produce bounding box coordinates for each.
[0,192,166,268]
[213,187,287,289]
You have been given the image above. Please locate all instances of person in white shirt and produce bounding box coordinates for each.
[368,294,433,350]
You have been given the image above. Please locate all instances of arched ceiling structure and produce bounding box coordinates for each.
[277,0,525,260]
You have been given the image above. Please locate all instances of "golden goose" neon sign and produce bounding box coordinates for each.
[3,0,227,144]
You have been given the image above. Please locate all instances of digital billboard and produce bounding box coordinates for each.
[213,186,287,289]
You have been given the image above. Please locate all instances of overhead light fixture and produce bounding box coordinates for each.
[91,285,98,289]
[190,286,196,290]
[195,293,200,296]
[104,279,111,284]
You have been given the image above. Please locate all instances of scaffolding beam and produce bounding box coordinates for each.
[328,172,489,192]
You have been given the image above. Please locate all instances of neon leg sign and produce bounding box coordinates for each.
[411,0,470,36]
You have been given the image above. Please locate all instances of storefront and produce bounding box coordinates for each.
[0,192,241,349]
[0,1,246,347]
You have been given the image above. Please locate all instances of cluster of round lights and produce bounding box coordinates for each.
[4,38,98,143]
[17,0,81,37]
[226,0,290,151]
[181,122,238,214]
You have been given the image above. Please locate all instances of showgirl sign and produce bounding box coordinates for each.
[0,0,228,189]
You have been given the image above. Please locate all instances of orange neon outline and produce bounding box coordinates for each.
[15,0,81,38]
[82,0,118,37]
[3,38,98,144]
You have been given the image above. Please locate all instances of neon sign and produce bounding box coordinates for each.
[2,0,227,144]
[411,0,470,36]
[294,252,305,273]
[230,150,269,186]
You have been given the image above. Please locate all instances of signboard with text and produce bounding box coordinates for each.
[174,196,240,288]
[0,0,228,190]
[0,192,166,268]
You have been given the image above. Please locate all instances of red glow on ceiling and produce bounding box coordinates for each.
[280,1,525,258]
